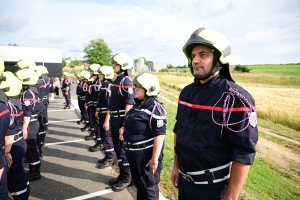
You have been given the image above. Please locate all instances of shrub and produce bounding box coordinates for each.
[234,64,251,72]
[159,68,170,72]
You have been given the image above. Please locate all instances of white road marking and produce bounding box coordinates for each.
[45,139,85,146]
[48,119,79,123]
[48,109,75,112]
[65,189,114,200]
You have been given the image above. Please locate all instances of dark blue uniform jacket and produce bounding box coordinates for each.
[6,97,23,135]
[124,97,167,159]
[96,81,111,118]
[0,90,10,147]
[108,74,135,115]
[174,74,258,173]
[20,87,40,117]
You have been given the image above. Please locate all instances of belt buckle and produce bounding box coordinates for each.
[179,169,194,184]
[182,173,194,184]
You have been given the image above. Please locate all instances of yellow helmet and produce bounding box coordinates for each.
[81,71,91,80]
[0,57,5,82]
[111,53,133,70]
[98,65,114,80]
[0,72,22,97]
[16,69,39,85]
[63,72,70,76]
[89,64,101,75]
[132,73,160,96]
[35,65,48,77]
[16,59,36,70]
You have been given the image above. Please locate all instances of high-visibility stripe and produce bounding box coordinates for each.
[178,100,254,112]
[0,109,9,117]
[10,111,24,117]
[111,84,134,88]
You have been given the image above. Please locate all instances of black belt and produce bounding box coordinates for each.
[110,110,125,118]
[179,163,231,184]
[124,140,153,150]
[14,131,23,142]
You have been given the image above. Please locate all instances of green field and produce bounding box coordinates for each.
[246,64,300,76]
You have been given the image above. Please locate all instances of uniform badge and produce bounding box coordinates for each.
[157,119,163,128]
[24,100,30,106]
[249,112,257,127]
[128,88,133,94]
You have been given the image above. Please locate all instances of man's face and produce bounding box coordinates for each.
[191,46,214,79]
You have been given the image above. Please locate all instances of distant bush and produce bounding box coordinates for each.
[159,68,170,72]
[234,64,251,72]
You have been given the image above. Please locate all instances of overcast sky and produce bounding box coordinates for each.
[0,0,299,65]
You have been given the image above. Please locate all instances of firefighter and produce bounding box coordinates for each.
[16,68,42,181]
[1,71,30,199]
[0,57,11,199]
[93,66,115,167]
[62,72,71,109]
[80,71,91,131]
[171,27,258,199]
[123,73,167,200]
[106,53,135,192]
[84,64,101,141]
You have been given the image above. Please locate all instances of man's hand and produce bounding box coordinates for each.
[6,153,13,167]
[119,126,124,140]
[103,121,109,131]
[22,128,28,140]
[171,166,179,188]
[146,160,158,174]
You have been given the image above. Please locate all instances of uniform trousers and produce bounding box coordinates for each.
[64,90,71,105]
[79,98,88,122]
[37,103,47,157]
[25,121,41,173]
[128,155,162,200]
[0,150,8,199]
[8,138,30,200]
[96,117,114,159]
[88,106,96,133]
[178,175,228,200]
[110,118,131,183]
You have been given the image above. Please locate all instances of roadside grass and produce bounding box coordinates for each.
[245,155,300,200]
[247,64,300,76]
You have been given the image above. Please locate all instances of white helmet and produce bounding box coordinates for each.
[132,73,160,96]
[0,71,22,97]
[111,53,133,70]
[89,64,101,75]
[98,65,114,80]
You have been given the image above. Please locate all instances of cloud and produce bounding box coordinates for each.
[0,16,30,33]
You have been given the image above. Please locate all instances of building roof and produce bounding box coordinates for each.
[0,45,62,63]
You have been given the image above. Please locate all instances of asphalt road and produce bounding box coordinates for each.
[17,84,137,200]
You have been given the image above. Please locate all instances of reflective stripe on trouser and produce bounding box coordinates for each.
[110,119,131,182]
[25,121,41,172]
[37,102,47,157]
[97,117,114,158]
[0,152,8,199]
[8,139,30,200]
[128,155,162,200]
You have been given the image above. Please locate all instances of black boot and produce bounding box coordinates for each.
[98,158,114,169]
[88,141,102,152]
[111,181,133,192]
[85,133,95,140]
[98,156,109,163]
[64,105,70,109]
[81,124,89,131]
[27,170,41,182]
[77,118,84,124]
[108,177,119,186]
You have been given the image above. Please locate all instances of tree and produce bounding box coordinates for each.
[69,60,83,68]
[62,59,67,68]
[8,43,18,46]
[83,39,112,65]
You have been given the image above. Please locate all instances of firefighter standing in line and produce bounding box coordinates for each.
[16,68,42,182]
[62,72,71,109]
[85,64,101,142]
[76,72,84,124]
[80,71,91,131]
[0,57,11,199]
[171,27,258,199]
[94,66,115,167]
[122,73,167,200]
[35,65,48,158]
[105,53,135,192]
[1,71,30,199]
